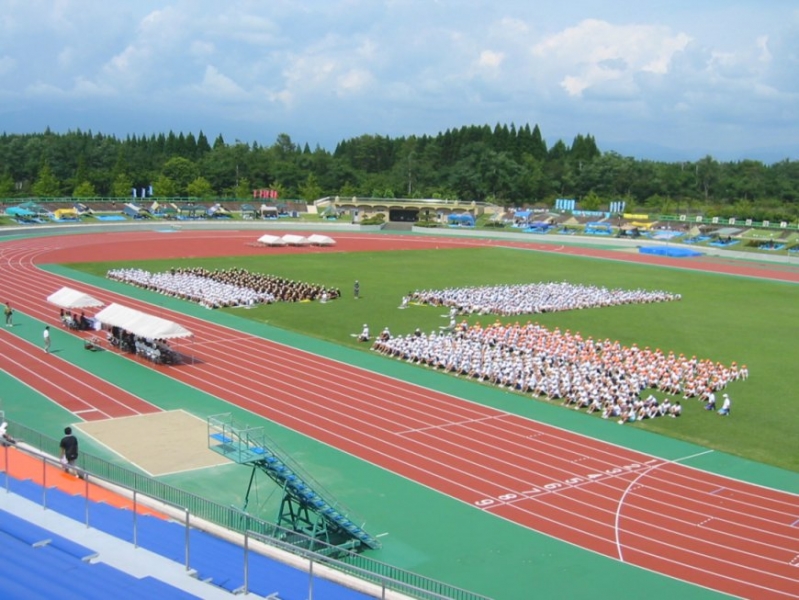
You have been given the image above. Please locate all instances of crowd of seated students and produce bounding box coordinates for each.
[408,282,681,316]
[371,320,742,421]
[107,267,340,309]
[60,309,93,331]
[171,266,341,303]
[107,325,176,364]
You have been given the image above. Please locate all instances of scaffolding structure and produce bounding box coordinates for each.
[207,413,381,552]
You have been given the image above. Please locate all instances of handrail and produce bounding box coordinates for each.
[2,420,492,600]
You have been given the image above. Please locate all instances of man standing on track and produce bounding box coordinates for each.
[43,325,51,353]
[4,302,12,327]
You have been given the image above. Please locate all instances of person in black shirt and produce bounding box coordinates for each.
[59,426,81,478]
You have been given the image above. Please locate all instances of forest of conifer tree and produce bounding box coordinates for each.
[1,124,797,221]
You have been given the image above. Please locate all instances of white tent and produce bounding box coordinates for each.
[46,287,104,309]
[307,234,336,246]
[93,303,192,340]
[281,234,311,246]
[256,234,287,246]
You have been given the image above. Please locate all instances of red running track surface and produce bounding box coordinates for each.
[2,229,799,599]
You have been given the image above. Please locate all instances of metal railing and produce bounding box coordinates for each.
[2,420,492,600]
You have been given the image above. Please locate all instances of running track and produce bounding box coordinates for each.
[2,229,799,600]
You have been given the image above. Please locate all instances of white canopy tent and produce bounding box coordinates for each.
[93,303,192,340]
[307,234,336,246]
[256,233,287,246]
[46,287,104,309]
[281,234,311,246]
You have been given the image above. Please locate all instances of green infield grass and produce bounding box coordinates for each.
[68,245,799,472]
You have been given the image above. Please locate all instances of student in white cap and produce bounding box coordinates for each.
[718,394,731,416]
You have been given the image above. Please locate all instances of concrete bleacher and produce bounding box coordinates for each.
[0,511,199,600]
[2,470,375,600]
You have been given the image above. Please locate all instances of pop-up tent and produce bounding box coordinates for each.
[281,234,311,246]
[307,234,336,246]
[260,204,279,219]
[256,234,287,246]
[46,287,104,309]
[93,303,192,340]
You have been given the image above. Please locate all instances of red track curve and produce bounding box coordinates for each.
[2,229,798,599]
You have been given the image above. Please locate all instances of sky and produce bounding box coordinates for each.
[1,0,798,162]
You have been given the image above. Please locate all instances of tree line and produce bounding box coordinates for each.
[0,124,797,221]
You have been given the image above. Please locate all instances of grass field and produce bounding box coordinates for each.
[70,245,799,472]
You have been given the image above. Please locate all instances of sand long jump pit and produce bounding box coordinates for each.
[76,410,232,476]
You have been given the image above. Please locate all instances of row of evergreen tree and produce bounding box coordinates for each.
[0,124,797,220]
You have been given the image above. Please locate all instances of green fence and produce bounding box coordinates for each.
[4,420,492,600]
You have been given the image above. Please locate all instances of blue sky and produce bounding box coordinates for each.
[1,1,797,162]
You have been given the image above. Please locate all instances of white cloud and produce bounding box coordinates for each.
[476,50,504,70]
[194,65,247,99]
[336,68,373,95]
[533,19,691,98]
[0,1,795,159]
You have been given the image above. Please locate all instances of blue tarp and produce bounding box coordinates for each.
[448,214,475,226]
[5,206,36,217]
[639,246,703,258]
[514,210,532,219]
[524,221,553,233]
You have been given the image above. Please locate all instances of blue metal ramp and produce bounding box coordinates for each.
[208,413,381,552]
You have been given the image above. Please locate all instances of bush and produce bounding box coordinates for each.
[361,214,386,225]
